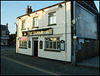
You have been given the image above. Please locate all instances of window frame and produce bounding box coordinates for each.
[48,12,56,26]
[33,16,38,28]
[45,37,60,51]
[22,20,26,30]
[19,40,27,49]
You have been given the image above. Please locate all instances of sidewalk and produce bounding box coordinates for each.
[77,56,99,68]
[1,52,99,75]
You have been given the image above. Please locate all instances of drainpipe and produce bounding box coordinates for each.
[65,2,67,63]
[72,1,77,65]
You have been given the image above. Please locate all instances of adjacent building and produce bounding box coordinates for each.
[16,1,98,63]
[0,23,9,46]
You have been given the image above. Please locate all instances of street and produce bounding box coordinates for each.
[1,46,99,75]
[1,57,56,75]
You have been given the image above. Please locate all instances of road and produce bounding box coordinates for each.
[1,46,58,75]
[1,57,55,75]
[1,46,99,75]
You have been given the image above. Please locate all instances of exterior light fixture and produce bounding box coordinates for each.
[58,4,62,8]
[18,17,21,19]
[42,9,44,13]
[27,14,30,17]
[35,12,37,14]
[72,19,75,24]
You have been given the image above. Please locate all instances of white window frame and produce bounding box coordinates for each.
[19,40,27,49]
[22,20,26,29]
[33,16,38,27]
[45,37,60,50]
[48,12,56,25]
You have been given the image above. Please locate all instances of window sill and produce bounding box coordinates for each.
[19,47,27,49]
[32,26,39,28]
[21,28,26,30]
[44,49,60,52]
[48,24,56,26]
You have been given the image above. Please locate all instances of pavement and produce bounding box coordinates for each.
[77,56,99,68]
[1,46,16,52]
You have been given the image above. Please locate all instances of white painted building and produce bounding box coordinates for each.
[16,1,98,63]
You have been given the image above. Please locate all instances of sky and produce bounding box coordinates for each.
[1,1,99,34]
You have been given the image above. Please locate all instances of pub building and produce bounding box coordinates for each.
[16,1,98,63]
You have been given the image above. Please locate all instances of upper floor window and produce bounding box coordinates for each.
[48,12,56,25]
[22,20,26,29]
[1,31,6,36]
[33,16,38,27]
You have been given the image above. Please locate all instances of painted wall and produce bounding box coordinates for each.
[16,2,72,62]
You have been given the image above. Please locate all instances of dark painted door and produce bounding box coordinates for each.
[34,41,38,57]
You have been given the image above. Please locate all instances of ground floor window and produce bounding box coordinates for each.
[19,40,27,49]
[45,37,60,50]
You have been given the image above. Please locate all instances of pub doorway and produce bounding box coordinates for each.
[32,38,38,57]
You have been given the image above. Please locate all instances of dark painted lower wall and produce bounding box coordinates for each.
[76,40,99,62]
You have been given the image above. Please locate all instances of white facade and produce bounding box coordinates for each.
[16,2,72,62]
[16,1,97,62]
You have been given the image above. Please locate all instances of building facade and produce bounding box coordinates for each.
[16,1,98,63]
[0,23,9,46]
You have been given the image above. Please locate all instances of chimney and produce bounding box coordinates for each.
[29,6,32,13]
[6,23,8,28]
[26,5,32,14]
[26,5,29,14]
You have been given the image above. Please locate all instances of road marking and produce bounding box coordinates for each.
[1,56,60,75]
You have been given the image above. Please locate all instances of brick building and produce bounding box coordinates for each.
[0,23,9,46]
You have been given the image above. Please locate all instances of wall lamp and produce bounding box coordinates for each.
[27,14,30,17]
[18,17,21,19]
[42,9,44,13]
[58,4,62,8]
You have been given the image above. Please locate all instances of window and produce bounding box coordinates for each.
[48,12,56,25]
[33,17,38,27]
[19,40,27,49]
[45,38,60,50]
[40,41,43,49]
[22,20,26,29]
[2,31,6,36]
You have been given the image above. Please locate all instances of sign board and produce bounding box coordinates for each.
[22,28,53,36]
[60,40,65,51]
[75,3,97,39]
[20,37,27,40]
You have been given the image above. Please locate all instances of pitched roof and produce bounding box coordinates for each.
[17,1,98,18]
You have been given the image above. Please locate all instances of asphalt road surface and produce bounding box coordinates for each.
[1,57,57,75]
[1,46,99,75]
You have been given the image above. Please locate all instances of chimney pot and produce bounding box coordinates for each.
[6,23,8,28]
[26,5,32,14]
[30,6,31,9]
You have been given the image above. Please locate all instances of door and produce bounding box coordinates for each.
[34,40,38,57]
